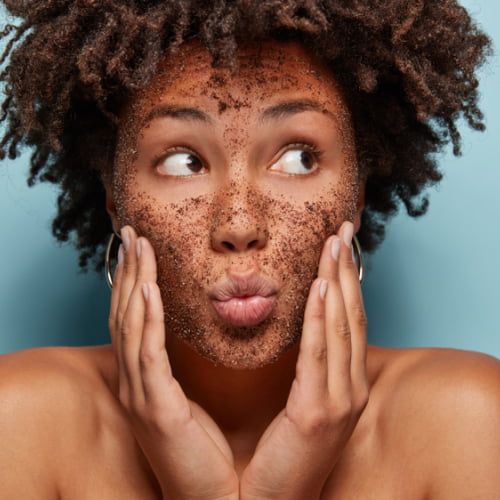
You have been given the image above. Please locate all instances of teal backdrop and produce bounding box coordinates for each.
[1,1,499,357]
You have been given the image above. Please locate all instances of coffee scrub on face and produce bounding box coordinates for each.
[109,40,361,369]
[0,3,496,499]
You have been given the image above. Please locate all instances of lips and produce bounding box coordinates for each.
[211,295,277,327]
[209,271,279,327]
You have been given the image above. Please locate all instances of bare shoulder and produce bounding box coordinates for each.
[378,345,500,399]
[380,346,500,499]
[0,344,117,498]
[383,346,500,415]
[0,344,116,406]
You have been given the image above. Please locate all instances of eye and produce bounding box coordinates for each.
[269,143,323,176]
[154,147,205,177]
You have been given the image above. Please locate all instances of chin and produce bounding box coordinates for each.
[171,306,304,370]
[159,271,312,369]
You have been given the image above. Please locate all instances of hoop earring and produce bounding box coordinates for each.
[352,234,364,285]
[105,230,122,290]
[104,232,364,289]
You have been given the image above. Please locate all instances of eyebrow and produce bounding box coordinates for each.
[141,105,214,128]
[258,99,336,125]
[141,98,337,128]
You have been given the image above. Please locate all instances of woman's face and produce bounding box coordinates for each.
[110,39,362,369]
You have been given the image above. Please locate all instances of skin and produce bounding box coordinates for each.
[111,39,361,367]
[106,39,365,462]
[111,217,368,497]
[1,37,499,500]
[105,38,374,497]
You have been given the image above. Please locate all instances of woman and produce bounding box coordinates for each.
[0,1,498,499]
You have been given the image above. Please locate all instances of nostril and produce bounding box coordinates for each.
[248,240,258,249]
[222,241,235,251]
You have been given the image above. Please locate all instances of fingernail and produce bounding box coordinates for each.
[142,283,149,301]
[319,279,328,300]
[136,238,142,259]
[118,244,124,265]
[343,222,354,248]
[121,227,130,252]
[330,236,340,261]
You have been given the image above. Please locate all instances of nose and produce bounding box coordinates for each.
[210,186,268,254]
[211,211,267,253]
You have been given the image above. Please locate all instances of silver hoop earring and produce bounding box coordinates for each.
[352,234,364,284]
[105,230,122,290]
[104,231,364,289]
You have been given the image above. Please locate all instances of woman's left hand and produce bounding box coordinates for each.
[240,221,370,500]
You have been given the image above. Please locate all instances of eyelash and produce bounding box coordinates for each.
[280,142,325,176]
[152,141,325,176]
[152,145,202,169]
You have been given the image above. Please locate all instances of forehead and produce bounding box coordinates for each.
[126,39,346,118]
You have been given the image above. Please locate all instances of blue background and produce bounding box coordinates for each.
[0,1,498,357]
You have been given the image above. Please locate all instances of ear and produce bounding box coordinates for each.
[103,179,120,235]
[353,178,365,235]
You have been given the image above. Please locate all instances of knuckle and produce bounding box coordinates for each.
[329,269,340,284]
[310,306,325,322]
[116,309,126,330]
[120,322,133,340]
[353,304,368,329]
[329,399,352,421]
[139,348,158,368]
[355,390,370,412]
[309,344,327,363]
[164,410,192,429]
[296,408,333,437]
[123,254,136,273]
[121,399,168,436]
[128,400,146,421]
[343,249,355,267]
[334,321,351,340]
[141,411,168,436]
[154,397,192,429]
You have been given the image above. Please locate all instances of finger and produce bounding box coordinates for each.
[117,226,138,329]
[108,244,123,351]
[123,235,162,405]
[292,277,328,407]
[338,222,369,402]
[324,231,352,404]
[317,229,340,279]
[141,281,182,412]
[117,225,144,401]
[133,238,171,402]
[108,244,129,398]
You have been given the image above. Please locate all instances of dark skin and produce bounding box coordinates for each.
[0,37,499,500]
[101,38,500,499]
[106,39,369,497]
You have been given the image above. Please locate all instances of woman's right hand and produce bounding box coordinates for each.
[108,225,239,500]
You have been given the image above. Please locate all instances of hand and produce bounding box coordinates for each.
[108,225,239,500]
[240,221,370,500]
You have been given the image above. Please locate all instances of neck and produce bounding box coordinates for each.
[167,334,299,439]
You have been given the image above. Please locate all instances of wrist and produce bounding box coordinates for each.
[163,494,239,500]
[215,494,239,500]
[241,492,320,500]
[240,481,322,500]
[162,487,239,500]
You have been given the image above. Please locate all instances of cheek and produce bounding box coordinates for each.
[264,184,353,281]
[112,151,211,275]
[112,167,358,290]
[113,180,214,288]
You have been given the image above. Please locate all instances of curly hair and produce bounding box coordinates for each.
[0,0,492,274]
